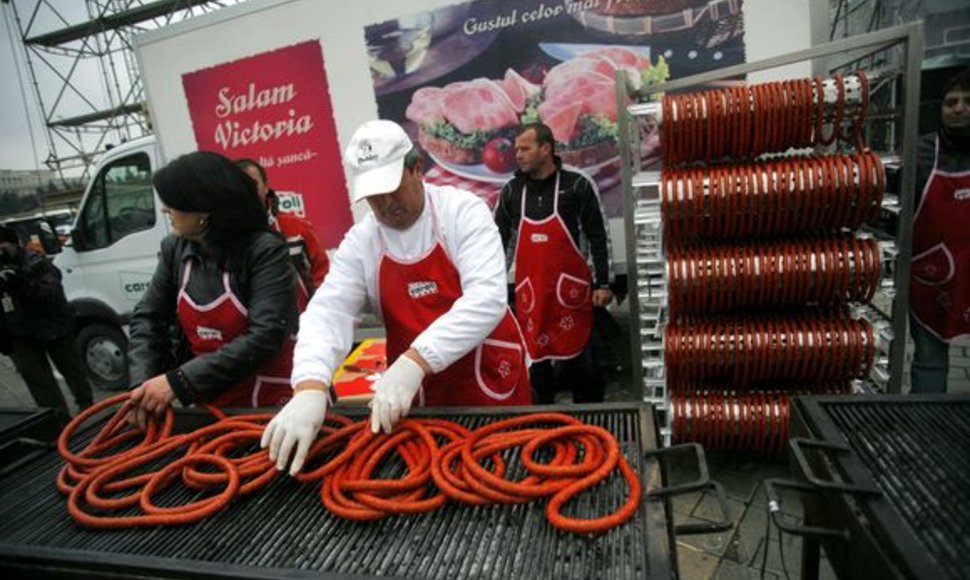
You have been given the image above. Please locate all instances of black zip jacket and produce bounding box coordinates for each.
[127,231,297,405]
[0,248,75,342]
[494,157,611,288]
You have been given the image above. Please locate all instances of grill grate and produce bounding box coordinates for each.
[0,406,669,579]
[824,399,970,580]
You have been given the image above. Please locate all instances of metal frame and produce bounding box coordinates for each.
[618,22,924,431]
[3,0,240,179]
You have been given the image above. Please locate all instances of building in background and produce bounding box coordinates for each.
[0,168,84,216]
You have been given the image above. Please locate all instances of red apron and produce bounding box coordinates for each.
[377,196,531,407]
[177,260,303,407]
[910,135,970,341]
[513,171,594,361]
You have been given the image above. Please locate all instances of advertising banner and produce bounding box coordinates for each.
[364,0,745,217]
[182,40,352,248]
[365,0,746,217]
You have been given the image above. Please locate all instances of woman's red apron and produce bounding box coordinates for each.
[910,135,970,341]
[377,195,531,407]
[513,171,594,361]
[177,260,305,407]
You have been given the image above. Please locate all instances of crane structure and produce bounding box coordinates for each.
[4,0,241,180]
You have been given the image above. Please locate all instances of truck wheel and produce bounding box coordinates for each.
[77,323,129,391]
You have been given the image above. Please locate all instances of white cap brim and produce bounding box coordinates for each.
[350,156,406,203]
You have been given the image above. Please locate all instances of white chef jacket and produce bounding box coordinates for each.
[291,183,509,388]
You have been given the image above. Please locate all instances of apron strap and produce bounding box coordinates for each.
[179,260,193,293]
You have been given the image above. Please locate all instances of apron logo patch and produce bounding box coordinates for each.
[197,326,223,341]
[497,359,512,379]
[408,281,438,299]
[530,233,549,243]
[954,188,970,201]
[936,290,953,310]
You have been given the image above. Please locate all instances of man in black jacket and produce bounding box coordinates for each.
[0,225,93,418]
[495,123,613,403]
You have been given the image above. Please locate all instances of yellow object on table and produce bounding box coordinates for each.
[331,339,386,405]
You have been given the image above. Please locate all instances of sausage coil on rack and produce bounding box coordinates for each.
[660,152,884,243]
[669,384,850,456]
[666,235,881,315]
[660,72,869,164]
[663,315,876,387]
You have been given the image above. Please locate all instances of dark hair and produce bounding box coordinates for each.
[516,123,556,153]
[942,68,970,98]
[153,151,270,268]
[235,158,267,182]
[403,147,421,170]
[0,225,20,246]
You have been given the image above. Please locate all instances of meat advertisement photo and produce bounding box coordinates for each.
[365,0,746,216]
[181,41,353,248]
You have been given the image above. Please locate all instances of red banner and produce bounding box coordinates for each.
[182,41,351,248]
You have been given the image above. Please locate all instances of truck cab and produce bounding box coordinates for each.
[55,135,167,390]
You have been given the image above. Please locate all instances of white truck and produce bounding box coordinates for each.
[55,136,164,390]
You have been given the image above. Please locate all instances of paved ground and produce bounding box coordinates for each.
[2,305,967,578]
[667,449,838,579]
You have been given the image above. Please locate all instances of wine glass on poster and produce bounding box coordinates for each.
[367,13,435,82]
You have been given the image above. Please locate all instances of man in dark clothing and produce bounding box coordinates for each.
[0,225,93,417]
[495,123,613,403]
[236,158,330,295]
[909,68,970,393]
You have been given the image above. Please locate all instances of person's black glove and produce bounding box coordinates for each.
[0,266,18,291]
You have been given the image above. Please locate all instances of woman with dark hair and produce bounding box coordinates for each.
[126,151,301,427]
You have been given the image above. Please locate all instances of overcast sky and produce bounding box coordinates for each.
[1,2,243,175]
[0,4,49,172]
[0,2,185,175]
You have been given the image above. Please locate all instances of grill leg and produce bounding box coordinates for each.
[802,536,821,580]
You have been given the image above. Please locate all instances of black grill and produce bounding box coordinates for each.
[0,407,60,445]
[0,404,675,580]
[788,395,970,580]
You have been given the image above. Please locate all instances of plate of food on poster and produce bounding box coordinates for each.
[404,44,670,184]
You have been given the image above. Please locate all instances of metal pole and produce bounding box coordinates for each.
[888,22,923,393]
[617,69,644,397]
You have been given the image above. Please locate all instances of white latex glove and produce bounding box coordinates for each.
[261,389,329,476]
[369,355,425,434]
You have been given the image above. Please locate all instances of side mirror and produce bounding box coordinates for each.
[70,226,87,251]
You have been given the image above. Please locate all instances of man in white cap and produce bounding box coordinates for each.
[262,120,531,475]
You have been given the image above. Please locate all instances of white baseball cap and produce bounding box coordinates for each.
[343,120,413,202]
